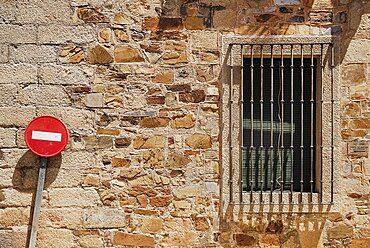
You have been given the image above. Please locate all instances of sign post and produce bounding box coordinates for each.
[24,116,68,248]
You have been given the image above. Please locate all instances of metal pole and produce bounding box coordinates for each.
[28,157,48,248]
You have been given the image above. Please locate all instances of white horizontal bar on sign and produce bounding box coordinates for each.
[31,131,62,142]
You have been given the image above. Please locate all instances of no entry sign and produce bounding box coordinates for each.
[24,116,69,157]
[24,116,69,248]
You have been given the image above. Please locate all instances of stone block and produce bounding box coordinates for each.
[349,119,370,129]
[0,107,36,127]
[172,199,191,210]
[128,175,155,187]
[39,64,93,85]
[59,45,85,64]
[133,136,166,149]
[97,129,120,136]
[76,7,109,23]
[342,63,367,85]
[61,151,97,169]
[140,117,170,128]
[0,207,29,227]
[350,85,369,100]
[0,168,13,188]
[163,218,193,232]
[16,0,72,24]
[85,93,104,108]
[327,225,353,239]
[143,149,164,168]
[192,31,218,50]
[42,166,83,189]
[40,208,84,229]
[112,157,131,167]
[0,24,37,44]
[83,136,113,149]
[114,29,129,42]
[196,66,214,82]
[83,208,125,228]
[127,186,158,197]
[165,40,186,51]
[167,153,191,169]
[98,28,111,43]
[185,133,212,149]
[0,84,20,106]
[0,128,16,148]
[83,174,100,187]
[344,40,370,63]
[0,228,27,248]
[162,52,187,64]
[49,188,101,207]
[171,114,195,128]
[114,45,145,63]
[234,234,257,246]
[38,25,96,44]
[141,217,163,234]
[179,90,206,103]
[112,232,155,247]
[162,232,197,246]
[146,96,166,105]
[120,167,143,179]
[0,188,33,207]
[115,137,131,148]
[10,45,57,63]
[194,216,210,231]
[37,228,74,248]
[173,185,201,198]
[152,71,174,84]
[0,1,16,23]
[18,84,70,107]
[114,13,134,25]
[78,235,104,248]
[166,84,191,92]
[144,17,184,30]
[87,45,113,64]
[185,16,204,30]
[0,64,37,84]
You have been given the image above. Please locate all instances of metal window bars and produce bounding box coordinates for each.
[225,38,336,206]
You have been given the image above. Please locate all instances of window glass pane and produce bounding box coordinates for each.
[242,58,316,192]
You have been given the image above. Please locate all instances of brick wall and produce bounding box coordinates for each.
[0,0,369,247]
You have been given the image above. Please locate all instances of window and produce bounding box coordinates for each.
[243,57,316,194]
[221,37,339,209]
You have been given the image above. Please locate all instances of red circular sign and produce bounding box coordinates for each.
[24,116,69,157]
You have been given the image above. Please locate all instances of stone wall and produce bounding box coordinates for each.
[0,0,369,247]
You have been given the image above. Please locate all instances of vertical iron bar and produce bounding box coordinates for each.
[290,44,294,203]
[250,45,254,203]
[300,44,304,203]
[330,44,334,204]
[229,46,234,203]
[280,45,284,203]
[260,45,264,203]
[320,44,324,203]
[240,45,244,204]
[310,44,314,203]
[270,45,274,203]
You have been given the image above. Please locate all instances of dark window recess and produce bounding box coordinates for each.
[242,58,317,193]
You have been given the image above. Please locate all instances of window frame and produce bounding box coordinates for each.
[220,36,341,212]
